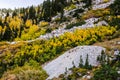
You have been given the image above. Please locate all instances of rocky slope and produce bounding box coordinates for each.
[43,46,105,79]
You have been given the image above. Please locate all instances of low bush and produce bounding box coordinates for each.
[93,64,119,80]
[65,21,86,29]
[1,60,48,80]
[64,4,76,11]
[111,30,120,39]
[39,21,49,27]
[82,9,110,19]
[103,0,109,3]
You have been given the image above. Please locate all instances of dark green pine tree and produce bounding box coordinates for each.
[110,0,120,16]
[28,6,36,20]
[84,54,92,70]
[72,61,76,68]
[81,0,92,8]
[100,50,106,65]
[5,12,9,22]
[93,64,119,80]
[0,17,2,26]
[79,55,83,68]
[109,0,120,29]
[41,0,68,21]
[12,11,17,17]
[41,0,52,21]
[84,54,89,69]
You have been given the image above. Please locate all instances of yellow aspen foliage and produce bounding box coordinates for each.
[2,26,6,35]
[25,19,33,28]
[9,16,22,31]
[57,41,62,46]
[62,26,116,45]
[103,9,110,15]
[20,24,46,40]
[39,21,49,27]
[103,0,109,3]
[20,34,31,40]
[6,16,12,23]
[0,26,2,35]
[33,45,40,57]
[28,25,39,34]
[117,15,120,18]
[64,4,76,11]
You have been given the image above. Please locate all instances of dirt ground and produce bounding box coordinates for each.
[93,37,120,55]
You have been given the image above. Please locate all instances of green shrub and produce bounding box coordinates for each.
[108,18,120,30]
[76,68,87,76]
[1,60,48,80]
[103,0,109,3]
[111,30,120,39]
[82,9,110,19]
[67,68,87,80]
[39,21,49,27]
[93,64,119,80]
[65,21,86,29]
[65,4,76,11]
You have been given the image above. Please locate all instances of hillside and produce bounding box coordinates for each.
[0,0,120,80]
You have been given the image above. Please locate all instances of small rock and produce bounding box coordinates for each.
[114,50,120,56]
[117,41,120,45]
[86,75,92,79]
[118,71,120,74]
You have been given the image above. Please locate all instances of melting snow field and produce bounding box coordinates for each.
[43,46,105,79]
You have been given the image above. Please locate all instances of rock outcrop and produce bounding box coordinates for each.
[43,46,105,79]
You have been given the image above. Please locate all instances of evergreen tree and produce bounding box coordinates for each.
[81,0,92,8]
[29,6,36,20]
[110,0,120,16]
[41,0,68,21]
[93,64,119,80]
[12,11,17,17]
[72,61,76,68]
[0,17,2,26]
[41,0,52,21]
[5,12,9,22]
[84,54,92,70]
[84,54,89,69]
[79,55,83,68]
[109,0,120,29]
[100,50,106,65]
